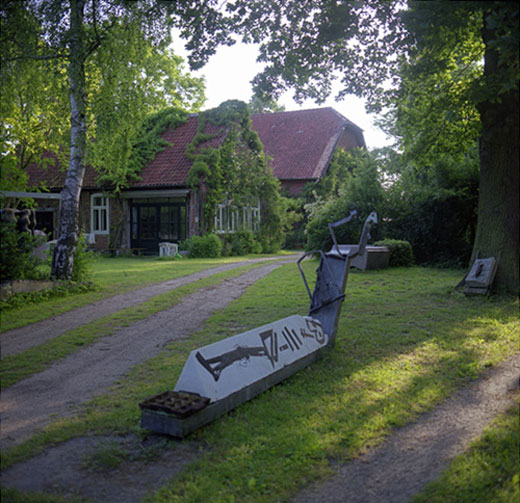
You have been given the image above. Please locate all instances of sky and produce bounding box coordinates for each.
[174,39,395,150]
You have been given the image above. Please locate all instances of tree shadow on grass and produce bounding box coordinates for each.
[159,273,518,502]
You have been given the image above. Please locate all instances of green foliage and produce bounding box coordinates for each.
[279,194,306,249]
[0,5,204,194]
[285,147,363,251]
[220,230,262,256]
[0,5,69,192]
[304,146,478,267]
[381,148,479,266]
[182,233,223,258]
[186,100,284,249]
[85,19,202,191]
[229,1,403,106]
[374,239,414,267]
[0,221,45,281]
[382,2,484,167]
[302,148,356,203]
[102,107,189,190]
[71,233,94,282]
[305,149,383,251]
[0,281,97,312]
[186,159,210,187]
[248,95,286,113]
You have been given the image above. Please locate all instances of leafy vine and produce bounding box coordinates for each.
[186,100,283,248]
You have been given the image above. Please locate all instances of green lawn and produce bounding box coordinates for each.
[1,262,518,503]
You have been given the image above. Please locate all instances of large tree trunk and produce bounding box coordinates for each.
[471,16,520,294]
[52,0,87,280]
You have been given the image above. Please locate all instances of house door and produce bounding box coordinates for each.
[131,203,186,253]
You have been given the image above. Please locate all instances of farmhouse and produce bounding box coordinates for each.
[23,106,365,254]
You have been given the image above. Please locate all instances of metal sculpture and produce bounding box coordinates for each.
[140,211,377,437]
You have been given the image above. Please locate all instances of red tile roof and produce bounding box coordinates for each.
[26,107,364,190]
[251,107,364,181]
[129,114,226,188]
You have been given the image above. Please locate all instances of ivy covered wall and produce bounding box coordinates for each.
[186,100,283,250]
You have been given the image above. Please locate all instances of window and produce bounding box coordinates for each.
[91,193,109,234]
[214,200,260,234]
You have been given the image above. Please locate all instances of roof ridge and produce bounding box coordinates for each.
[250,106,335,117]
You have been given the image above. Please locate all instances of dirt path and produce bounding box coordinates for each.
[0,256,293,357]
[0,259,292,451]
[1,355,518,503]
[293,353,520,503]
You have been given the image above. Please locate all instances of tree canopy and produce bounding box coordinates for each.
[227,0,518,293]
[0,0,232,279]
[0,2,206,193]
[1,1,517,291]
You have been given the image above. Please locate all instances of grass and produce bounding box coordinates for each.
[0,254,283,332]
[412,402,519,503]
[1,262,518,503]
[81,441,130,471]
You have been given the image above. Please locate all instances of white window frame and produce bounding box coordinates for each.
[230,206,239,233]
[214,200,261,234]
[252,202,261,232]
[90,193,110,235]
[215,203,226,233]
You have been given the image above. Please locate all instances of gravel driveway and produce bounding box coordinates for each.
[0,256,291,357]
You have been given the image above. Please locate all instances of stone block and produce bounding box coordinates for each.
[159,242,179,257]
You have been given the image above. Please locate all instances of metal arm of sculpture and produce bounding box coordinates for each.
[328,210,357,257]
[297,211,378,347]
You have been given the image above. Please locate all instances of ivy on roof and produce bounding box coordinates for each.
[96,107,189,191]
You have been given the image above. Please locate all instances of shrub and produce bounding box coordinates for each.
[72,233,95,281]
[0,281,98,311]
[304,151,383,252]
[221,230,261,256]
[374,239,414,267]
[0,221,45,281]
[183,233,222,258]
[380,148,479,267]
[257,231,281,254]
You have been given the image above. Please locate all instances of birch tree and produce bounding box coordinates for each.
[1,0,229,279]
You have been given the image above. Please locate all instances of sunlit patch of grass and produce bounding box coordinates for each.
[2,263,518,503]
[412,402,520,503]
